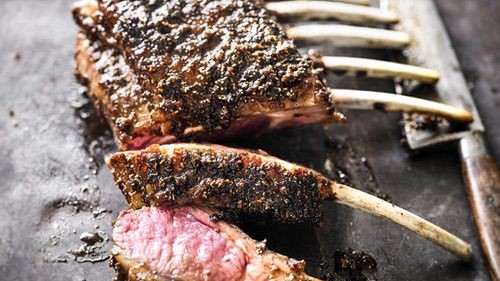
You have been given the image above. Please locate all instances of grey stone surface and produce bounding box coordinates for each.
[0,0,497,280]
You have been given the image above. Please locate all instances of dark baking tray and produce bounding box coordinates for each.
[0,0,498,280]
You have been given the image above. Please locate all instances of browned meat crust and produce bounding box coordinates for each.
[73,0,337,149]
[75,33,337,149]
[74,33,147,149]
[107,143,331,224]
[75,33,179,149]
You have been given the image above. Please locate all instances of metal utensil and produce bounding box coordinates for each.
[386,1,500,280]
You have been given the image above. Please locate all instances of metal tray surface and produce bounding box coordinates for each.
[0,0,498,280]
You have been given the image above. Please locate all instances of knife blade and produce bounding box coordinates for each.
[385,0,499,279]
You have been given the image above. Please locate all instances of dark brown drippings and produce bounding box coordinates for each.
[320,248,377,281]
[13,52,21,61]
[80,232,104,245]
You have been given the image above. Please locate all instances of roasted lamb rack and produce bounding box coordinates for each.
[107,143,472,261]
[113,206,321,281]
[72,0,471,150]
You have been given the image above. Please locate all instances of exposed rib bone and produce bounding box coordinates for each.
[331,89,473,122]
[283,0,372,5]
[323,56,440,84]
[325,0,372,5]
[329,182,472,261]
[266,1,398,24]
[287,24,410,49]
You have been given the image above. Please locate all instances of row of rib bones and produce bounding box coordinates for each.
[266,0,473,122]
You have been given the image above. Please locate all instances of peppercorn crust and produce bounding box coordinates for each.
[73,0,338,149]
[107,143,330,224]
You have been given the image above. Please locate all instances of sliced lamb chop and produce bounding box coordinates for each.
[112,206,321,281]
[107,143,472,261]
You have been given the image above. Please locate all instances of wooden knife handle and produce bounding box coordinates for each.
[460,133,500,281]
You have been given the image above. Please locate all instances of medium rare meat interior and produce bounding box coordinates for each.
[73,0,342,150]
[113,206,321,281]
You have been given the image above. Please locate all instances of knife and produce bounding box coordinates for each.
[385,0,499,280]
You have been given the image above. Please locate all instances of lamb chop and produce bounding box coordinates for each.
[107,143,472,261]
[113,206,321,281]
[73,0,472,150]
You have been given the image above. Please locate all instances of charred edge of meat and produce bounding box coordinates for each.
[108,144,327,224]
[74,33,162,149]
[111,255,136,281]
[111,254,180,281]
[319,248,377,281]
[73,0,334,142]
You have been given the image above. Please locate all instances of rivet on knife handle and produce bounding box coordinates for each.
[460,132,500,281]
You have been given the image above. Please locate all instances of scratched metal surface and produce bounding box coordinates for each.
[0,0,498,280]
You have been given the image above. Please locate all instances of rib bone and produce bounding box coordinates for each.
[283,0,372,5]
[336,0,371,5]
[331,89,473,122]
[322,56,440,83]
[107,143,472,261]
[266,1,398,24]
[331,183,472,261]
[287,24,410,49]
[328,0,372,5]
